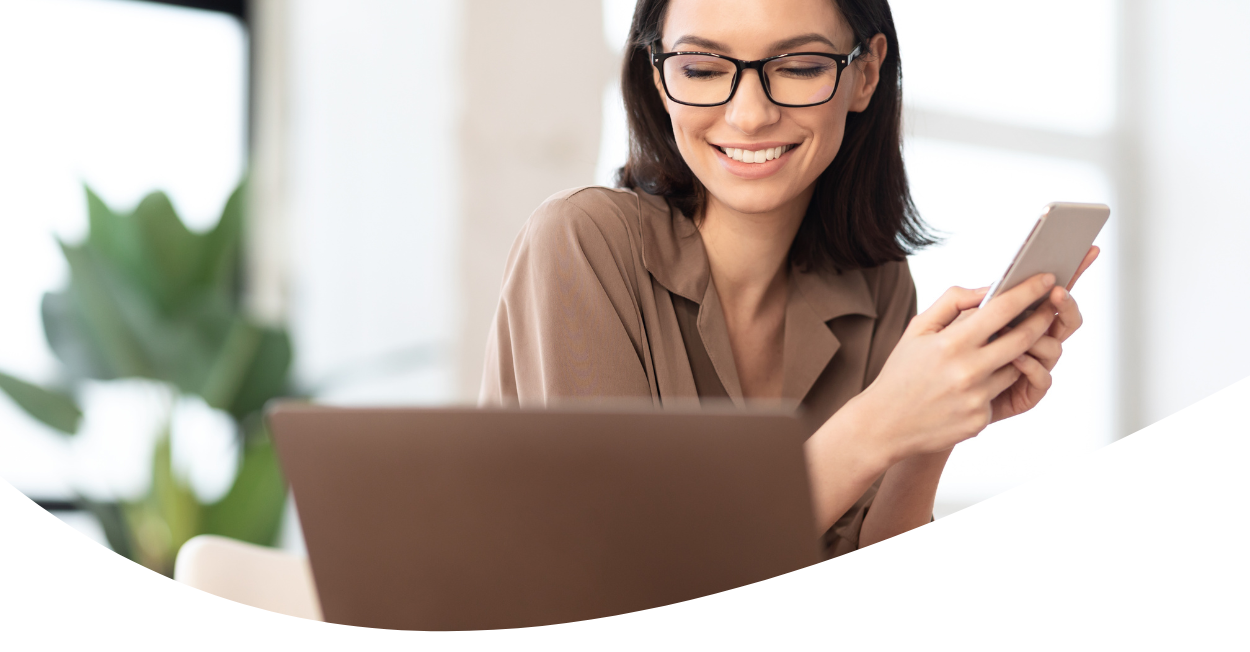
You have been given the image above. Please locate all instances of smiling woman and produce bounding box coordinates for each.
[480,0,1097,557]
[621,0,931,273]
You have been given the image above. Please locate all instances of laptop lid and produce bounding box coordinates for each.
[268,404,821,630]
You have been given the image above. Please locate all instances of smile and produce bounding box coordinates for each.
[716,144,797,164]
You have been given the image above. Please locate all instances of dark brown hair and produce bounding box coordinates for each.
[616,0,935,272]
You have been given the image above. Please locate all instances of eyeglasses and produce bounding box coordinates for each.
[651,42,862,108]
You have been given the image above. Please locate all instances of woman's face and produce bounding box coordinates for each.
[656,0,884,217]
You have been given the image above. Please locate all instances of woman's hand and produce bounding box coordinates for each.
[806,250,1097,533]
[850,271,1063,464]
[990,245,1100,422]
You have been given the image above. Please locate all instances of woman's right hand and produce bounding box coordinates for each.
[851,272,1062,465]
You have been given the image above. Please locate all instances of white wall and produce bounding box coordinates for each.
[264,0,612,405]
[282,0,462,404]
[1133,0,1250,426]
[454,0,614,400]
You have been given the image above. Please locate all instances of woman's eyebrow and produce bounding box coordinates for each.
[670,33,841,53]
[671,35,729,51]
[769,33,839,51]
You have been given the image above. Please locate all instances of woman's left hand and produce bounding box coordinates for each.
[990,246,1100,422]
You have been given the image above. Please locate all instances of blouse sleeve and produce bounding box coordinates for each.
[822,259,919,558]
[479,190,654,405]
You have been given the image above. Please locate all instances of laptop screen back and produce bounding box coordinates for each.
[269,405,821,630]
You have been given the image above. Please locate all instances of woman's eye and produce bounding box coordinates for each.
[775,64,833,79]
[681,67,728,81]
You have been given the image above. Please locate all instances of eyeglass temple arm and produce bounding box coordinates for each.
[847,44,863,64]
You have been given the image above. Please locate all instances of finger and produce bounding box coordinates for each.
[1011,353,1053,394]
[980,299,1056,369]
[1048,286,1083,342]
[951,306,978,327]
[986,363,1023,399]
[1067,246,1100,291]
[954,273,1055,344]
[1026,335,1062,371]
[911,286,990,334]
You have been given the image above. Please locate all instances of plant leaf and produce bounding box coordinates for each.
[228,327,292,420]
[82,186,243,317]
[84,186,146,288]
[54,241,237,390]
[197,179,245,297]
[41,291,115,381]
[56,242,155,378]
[53,184,252,392]
[0,371,82,434]
[203,426,287,546]
[199,318,263,412]
[148,433,202,576]
[158,290,236,394]
[131,191,203,312]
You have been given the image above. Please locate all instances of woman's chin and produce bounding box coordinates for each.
[704,183,806,217]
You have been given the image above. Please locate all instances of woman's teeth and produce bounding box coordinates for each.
[718,144,795,163]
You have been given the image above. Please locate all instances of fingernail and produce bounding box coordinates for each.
[1044,274,1056,287]
[1057,287,1069,301]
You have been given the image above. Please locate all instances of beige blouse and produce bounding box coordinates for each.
[479,186,917,558]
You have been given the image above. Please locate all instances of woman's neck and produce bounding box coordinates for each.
[698,187,813,399]
[698,188,812,315]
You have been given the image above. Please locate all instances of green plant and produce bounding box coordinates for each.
[0,182,291,576]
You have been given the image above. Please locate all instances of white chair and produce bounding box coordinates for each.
[174,534,322,621]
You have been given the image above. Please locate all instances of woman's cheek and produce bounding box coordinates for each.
[674,112,715,156]
[675,127,718,178]
[809,122,845,177]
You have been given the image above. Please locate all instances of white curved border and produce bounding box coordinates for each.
[3,376,1248,649]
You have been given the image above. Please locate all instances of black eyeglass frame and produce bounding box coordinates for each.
[651,42,863,108]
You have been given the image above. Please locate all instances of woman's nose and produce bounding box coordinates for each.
[724,69,781,134]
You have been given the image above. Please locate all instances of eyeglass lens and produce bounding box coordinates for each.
[662,54,841,106]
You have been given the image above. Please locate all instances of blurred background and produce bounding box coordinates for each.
[1,0,1247,566]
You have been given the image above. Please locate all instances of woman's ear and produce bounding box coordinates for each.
[848,33,889,113]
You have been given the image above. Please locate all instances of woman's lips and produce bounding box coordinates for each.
[712,142,799,179]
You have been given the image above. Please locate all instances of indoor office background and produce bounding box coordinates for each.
[0,0,1247,552]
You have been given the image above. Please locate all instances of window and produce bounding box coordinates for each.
[0,0,247,531]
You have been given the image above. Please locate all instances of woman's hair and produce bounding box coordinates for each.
[616,0,935,273]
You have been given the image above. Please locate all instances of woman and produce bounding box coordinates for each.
[481,0,1097,557]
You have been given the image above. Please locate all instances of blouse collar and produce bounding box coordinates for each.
[635,190,878,322]
[635,190,879,403]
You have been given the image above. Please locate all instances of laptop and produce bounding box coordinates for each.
[267,404,822,630]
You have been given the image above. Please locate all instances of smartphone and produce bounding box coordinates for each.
[980,202,1110,338]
